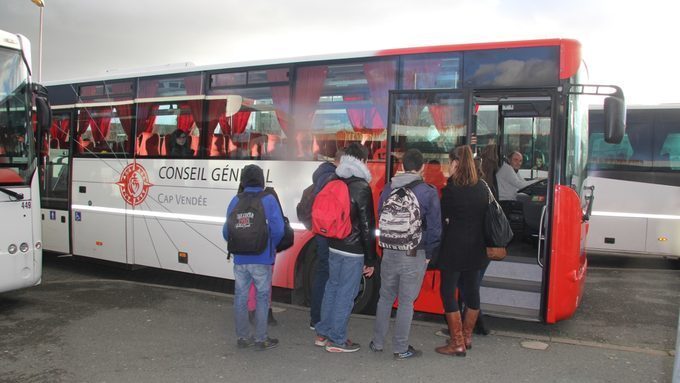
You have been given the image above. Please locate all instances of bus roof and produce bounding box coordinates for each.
[44,38,580,87]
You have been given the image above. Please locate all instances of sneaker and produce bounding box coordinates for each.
[393,345,422,360]
[369,341,383,352]
[314,335,329,347]
[254,337,279,351]
[236,337,255,349]
[325,340,360,353]
[309,321,316,331]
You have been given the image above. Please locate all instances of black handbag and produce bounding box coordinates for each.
[481,181,513,258]
[262,187,295,252]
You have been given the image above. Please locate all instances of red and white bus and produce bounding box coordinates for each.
[0,29,51,294]
[41,38,624,323]
[586,105,680,259]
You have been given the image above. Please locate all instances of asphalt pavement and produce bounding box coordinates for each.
[0,254,678,383]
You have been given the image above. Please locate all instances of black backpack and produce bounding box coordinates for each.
[296,184,316,230]
[227,191,269,255]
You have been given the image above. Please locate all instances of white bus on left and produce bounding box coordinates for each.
[0,29,51,294]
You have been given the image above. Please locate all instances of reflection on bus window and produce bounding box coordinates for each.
[588,107,680,172]
[390,92,466,190]
[293,59,396,161]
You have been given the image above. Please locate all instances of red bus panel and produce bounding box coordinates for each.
[546,185,587,323]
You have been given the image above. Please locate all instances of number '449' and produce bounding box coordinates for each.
[21,201,31,209]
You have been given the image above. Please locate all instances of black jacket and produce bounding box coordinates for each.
[438,179,489,271]
[328,176,377,267]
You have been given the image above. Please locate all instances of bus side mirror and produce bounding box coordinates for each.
[35,96,51,132]
[603,96,625,144]
[33,83,52,132]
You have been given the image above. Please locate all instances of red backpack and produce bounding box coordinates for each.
[311,178,352,239]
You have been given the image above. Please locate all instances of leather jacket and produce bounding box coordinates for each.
[328,176,377,267]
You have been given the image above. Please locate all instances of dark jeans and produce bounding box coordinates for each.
[310,235,329,326]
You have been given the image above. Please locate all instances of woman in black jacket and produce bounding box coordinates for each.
[436,145,489,357]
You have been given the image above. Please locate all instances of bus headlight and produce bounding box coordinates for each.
[8,244,17,254]
[20,243,29,253]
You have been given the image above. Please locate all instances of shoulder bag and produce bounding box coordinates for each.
[481,180,513,261]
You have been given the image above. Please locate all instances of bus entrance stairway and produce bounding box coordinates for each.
[480,255,543,322]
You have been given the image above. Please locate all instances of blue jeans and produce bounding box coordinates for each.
[372,249,427,353]
[234,263,273,342]
[315,248,364,345]
[310,235,330,326]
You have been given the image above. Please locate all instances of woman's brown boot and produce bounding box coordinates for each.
[435,311,466,356]
[463,308,480,349]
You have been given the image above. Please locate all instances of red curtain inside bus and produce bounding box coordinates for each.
[363,60,396,129]
[294,66,328,132]
[50,118,70,148]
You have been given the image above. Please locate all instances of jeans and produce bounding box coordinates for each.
[315,248,364,345]
[310,235,330,326]
[372,249,427,353]
[234,263,273,342]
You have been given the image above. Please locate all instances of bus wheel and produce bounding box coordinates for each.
[352,260,380,315]
[302,244,380,315]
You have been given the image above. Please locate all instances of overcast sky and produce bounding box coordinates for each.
[1,0,677,105]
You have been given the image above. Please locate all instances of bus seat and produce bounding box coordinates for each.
[136,132,151,156]
[210,134,227,157]
[78,138,93,153]
[373,147,386,160]
[145,133,160,156]
[190,135,199,156]
[159,135,168,156]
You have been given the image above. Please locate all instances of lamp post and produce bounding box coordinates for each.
[30,0,45,82]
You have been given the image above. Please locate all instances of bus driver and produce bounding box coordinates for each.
[496,151,533,201]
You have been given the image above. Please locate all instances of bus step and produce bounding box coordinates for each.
[482,276,542,293]
[484,259,543,283]
[480,302,541,322]
[480,286,541,317]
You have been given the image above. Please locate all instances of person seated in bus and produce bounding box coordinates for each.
[169,130,194,158]
[496,151,533,201]
[532,151,547,171]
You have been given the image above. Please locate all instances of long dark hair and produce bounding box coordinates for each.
[450,145,478,187]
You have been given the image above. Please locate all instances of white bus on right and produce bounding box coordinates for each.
[586,105,680,259]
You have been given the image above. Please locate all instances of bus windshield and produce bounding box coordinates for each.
[0,47,33,185]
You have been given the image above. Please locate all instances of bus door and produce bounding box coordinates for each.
[472,91,554,321]
[40,109,72,253]
[69,105,130,264]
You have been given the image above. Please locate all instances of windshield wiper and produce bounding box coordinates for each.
[0,187,24,200]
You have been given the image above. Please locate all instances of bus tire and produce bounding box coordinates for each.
[301,242,380,315]
[352,260,380,315]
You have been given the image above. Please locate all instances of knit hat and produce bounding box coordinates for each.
[240,164,264,187]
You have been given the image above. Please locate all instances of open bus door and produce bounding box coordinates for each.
[471,90,556,321]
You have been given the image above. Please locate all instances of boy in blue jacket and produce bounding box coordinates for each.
[223,164,284,351]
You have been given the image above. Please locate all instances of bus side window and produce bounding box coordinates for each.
[660,133,680,170]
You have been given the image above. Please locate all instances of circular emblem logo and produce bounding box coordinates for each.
[116,163,153,206]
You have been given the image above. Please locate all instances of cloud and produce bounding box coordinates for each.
[0,0,677,104]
